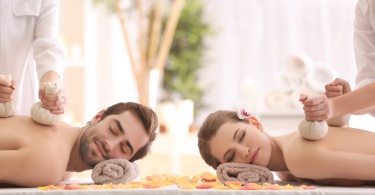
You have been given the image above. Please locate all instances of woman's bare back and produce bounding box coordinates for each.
[274,126,375,185]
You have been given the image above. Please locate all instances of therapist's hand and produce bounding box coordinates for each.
[39,82,67,114]
[325,78,351,98]
[0,78,15,103]
[300,93,332,121]
[300,78,350,121]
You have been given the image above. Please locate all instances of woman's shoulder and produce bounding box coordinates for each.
[274,131,314,150]
[277,131,325,163]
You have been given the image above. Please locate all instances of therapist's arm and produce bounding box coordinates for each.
[33,1,67,114]
[302,81,375,121]
[330,82,375,116]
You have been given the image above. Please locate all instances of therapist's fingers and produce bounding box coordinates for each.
[41,89,67,114]
[299,93,308,102]
[41,89,66,105]
[301,95,326,107]
[303,104,330,121]
[48,101,67,114]
[304,110,330,121]
[302,95,331,121]
[0,85,14,102]
[0,77,11,87]
[303,96,328,111]
[325,78,351,98]
[330,78,351,94]
[10,80,16,90]
[325,84,343,98]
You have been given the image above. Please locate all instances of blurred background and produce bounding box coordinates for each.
[59,0,372,178]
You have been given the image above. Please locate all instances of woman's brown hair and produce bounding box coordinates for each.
[197,110,249,169]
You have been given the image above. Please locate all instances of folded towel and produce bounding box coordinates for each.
[216,163,273,184]
[91,159,139,184]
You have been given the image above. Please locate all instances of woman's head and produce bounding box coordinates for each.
[198,110,271,169]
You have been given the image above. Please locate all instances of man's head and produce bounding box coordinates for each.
[198,110,269,170]
[80,102,158,167]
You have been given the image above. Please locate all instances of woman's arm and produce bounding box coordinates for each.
[275,171,298,181]
[313,178,365,187]
[288,147,375,181]
[276,170,366,186]
[276,171,315,183]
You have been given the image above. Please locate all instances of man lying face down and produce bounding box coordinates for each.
[0,102,158,187]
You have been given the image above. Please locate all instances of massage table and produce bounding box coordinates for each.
[0,179,374,195]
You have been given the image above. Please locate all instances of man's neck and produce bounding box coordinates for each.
[66,127,91,172]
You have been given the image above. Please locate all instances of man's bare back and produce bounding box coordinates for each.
[0,102,159,187]
[0,116,81,186]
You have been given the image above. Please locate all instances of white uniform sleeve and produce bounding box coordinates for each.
[33,0,65,82]
[354,0,375,116]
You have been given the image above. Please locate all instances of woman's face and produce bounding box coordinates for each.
[209,120,272,167]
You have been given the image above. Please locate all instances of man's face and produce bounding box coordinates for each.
[79,111,149,167]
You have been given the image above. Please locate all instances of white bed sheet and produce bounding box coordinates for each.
[0,179,374,195]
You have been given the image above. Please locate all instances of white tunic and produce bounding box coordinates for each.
[354,0,375,117]
[0,0,65,115]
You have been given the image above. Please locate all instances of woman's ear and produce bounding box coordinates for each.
[247,116,264,131]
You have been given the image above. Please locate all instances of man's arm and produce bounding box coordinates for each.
[0,148,65,187]
[63,172,74,181]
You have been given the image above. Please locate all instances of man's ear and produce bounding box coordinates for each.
[91,109,106,122]
[247,116,264,131]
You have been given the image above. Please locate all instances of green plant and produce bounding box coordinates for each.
[162,0,212,117]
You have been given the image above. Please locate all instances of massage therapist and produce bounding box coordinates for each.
[0,0,67,115]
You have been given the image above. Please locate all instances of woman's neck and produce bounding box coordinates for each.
[267,136,289,171]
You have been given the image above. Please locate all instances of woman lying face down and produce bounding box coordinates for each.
[197,110,375,186]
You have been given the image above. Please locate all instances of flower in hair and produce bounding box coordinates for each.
[235,103,251,119]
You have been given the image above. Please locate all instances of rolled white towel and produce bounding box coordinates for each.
[91,159,139,184]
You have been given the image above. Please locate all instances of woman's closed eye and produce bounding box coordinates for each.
[228,131,246,162]
[239,131,246,142]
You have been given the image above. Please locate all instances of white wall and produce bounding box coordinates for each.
[83,0,139,122]
[196,0,361,126]
[79,0,373,131]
